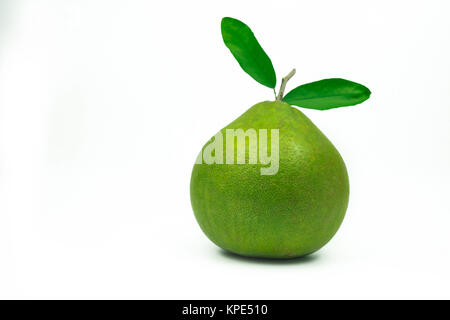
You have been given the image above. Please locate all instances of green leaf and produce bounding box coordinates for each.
[283,78,371,110]
[221,17,276,89]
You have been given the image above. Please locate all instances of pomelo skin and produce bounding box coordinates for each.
[190,100,349,259]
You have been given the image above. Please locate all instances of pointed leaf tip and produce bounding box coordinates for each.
[221,17,276,89]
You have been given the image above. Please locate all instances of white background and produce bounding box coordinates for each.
[0,0,449,299]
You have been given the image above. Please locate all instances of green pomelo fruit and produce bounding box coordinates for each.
[190,100,349,258]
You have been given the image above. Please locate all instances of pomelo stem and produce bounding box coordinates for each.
[276,68,296,101]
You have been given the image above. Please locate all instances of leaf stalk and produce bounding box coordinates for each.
[276,68,296,100]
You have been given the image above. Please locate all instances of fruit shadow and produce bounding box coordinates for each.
[218,249,320,265]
